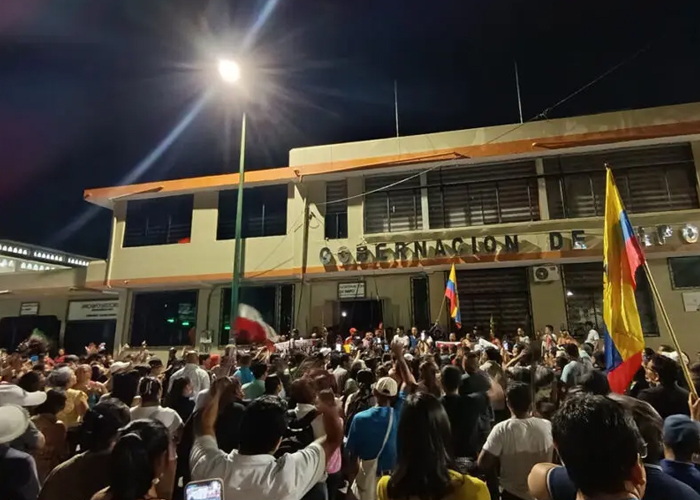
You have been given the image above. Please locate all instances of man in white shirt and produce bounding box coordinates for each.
[168,351,210,397]
[390,327,410,349]
[478,381,553,500]
[585,322,601,347]
[191,385,343,500]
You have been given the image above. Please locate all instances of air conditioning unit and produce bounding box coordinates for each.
[532,265,560,283]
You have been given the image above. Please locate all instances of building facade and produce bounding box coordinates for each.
[13,102,700,358]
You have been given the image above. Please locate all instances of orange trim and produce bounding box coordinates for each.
[83,119,700,208]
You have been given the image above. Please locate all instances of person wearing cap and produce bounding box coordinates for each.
[0,384,47,454]
[0,404,41,500]
[662,414,700,493]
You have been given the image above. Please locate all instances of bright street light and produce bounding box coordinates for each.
[218,58,241,84]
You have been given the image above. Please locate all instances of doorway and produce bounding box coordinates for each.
[63,320,116,355]
[338,299,383,335]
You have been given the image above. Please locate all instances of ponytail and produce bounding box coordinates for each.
[110,433,154,500]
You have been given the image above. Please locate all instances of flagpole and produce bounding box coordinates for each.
[432,294,447,328]
[642,260,698,396]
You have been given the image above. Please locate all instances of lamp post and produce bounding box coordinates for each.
[218,58,246,343]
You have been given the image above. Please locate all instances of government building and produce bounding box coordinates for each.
[4,102,700,359]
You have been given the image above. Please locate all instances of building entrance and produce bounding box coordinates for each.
[338,299,383,336]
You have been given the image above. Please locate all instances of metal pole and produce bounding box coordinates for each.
[514,60,524,124]
[229,112,247,343]
[393,79,400,138]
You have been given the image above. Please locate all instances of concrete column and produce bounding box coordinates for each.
[191,192,219,244]
[690,142,700,206]
[535,158,550,220]
[530,277,567,333]
[420,172,430,230]
[113,289,132,350]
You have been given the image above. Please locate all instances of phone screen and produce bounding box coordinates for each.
[185,479,223,500]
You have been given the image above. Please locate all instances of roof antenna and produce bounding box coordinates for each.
[514,60,524,124]
[394,79,400,137]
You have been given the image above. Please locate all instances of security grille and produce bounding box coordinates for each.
[364,174,422,233]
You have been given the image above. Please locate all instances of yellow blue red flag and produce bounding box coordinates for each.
[445,264,462,328]
[603,168,646,393]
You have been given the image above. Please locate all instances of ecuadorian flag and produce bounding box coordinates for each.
[445,264,462,328]
[603,168,646,394]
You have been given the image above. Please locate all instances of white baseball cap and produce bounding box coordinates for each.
[0,384,47,408]
[374,377,398,397]
[0,404,30,444]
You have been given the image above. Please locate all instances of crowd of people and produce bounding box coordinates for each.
[2,322,700,500]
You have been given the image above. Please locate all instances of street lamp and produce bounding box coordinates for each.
[218,58,246,343]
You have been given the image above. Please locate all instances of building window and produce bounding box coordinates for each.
[123,196,194,248]
[455,267,532,335]
[411,276,430,332]
[427,161,540,228]
[325,180,348,239]
[545,144,698,219]
[364,174,422,233]
[131,290,198,346]
[562,263,659,338]
[669,256,700,289]
[219,284,295,345]
[217,185,288,240]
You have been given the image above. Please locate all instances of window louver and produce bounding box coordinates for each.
[364,174,422,233]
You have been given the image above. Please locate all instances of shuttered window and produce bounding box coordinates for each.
[563,263,659,337]
[364,174,422,233]
[545,144,698,219]
[428,161,539,228]
[455,267,532,335]
[124,196,194,247]
[325,180,348,239]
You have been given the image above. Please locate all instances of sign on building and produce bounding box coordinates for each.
[67,300,120,321]
[19,302,39,316]
[338,282,366,300]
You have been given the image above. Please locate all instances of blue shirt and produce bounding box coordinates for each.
[548,463,700,500]
[233,367,254,385]
[346,395,405,472]
[661,460,700,494]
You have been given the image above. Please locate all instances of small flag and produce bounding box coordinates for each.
[603,168,646,393]
[234,304,279,348]
[445,264,462,328]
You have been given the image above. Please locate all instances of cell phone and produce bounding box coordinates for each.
[185,479,224,500]
[384,344,390,352]
[335,344,342,352]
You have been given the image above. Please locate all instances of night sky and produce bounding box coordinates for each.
[0,0,698,259]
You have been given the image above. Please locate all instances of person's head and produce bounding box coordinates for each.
[238,396,288,455]
[289,377,316,405]
[80,398,131,452]
[483,347,502,364]
[137,377,162,404]
[448,332,456,342]
[35,389,67,416]
[464,352,479,373]
[238,353,252,368]
[647,354,679,386]
[663,415,700,462]
[75,364,92,384]
[593,351,606,369]
[552,394,646,499]
[585,321,594,331]
[109,419,170,500]
[544,324,554,335]
[411,326,418,336]
[577,370,611,396]
[148,358,164,376]
[373,376,398,405]
[111,370,140,407]
[57,348,65,357]
[251,361,268,381]
[264,374,282,396]
[168,347,177,360]
[47,366,76,389]
[356,369,375,391]
[171,377,193,400]
[517,327,525,336]
[17,371,42,393]
[185,351,199,365]
[340,353,350,369]
[441,365,462,394]
[506,381,531,417]
[388,392,454,500]
[607,394,664,464]
[564,343,579,360]
[329,353,341,370]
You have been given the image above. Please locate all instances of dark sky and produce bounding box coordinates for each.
[0,0,698,259]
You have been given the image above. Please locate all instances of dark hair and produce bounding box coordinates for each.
[387,393,455,500]
[564,343,579,359]
[552,394,644,497]
[109,419,169,500]
[137,376,161,403]
[578,370,611,396]
[264,374,282,395]
[441,365,462,393]
[148,358,163,369]
[35,389,66,415]
[329,353,341,370]
[506,382,531,414]
[251,361,268,380]
[593,351,606,368]
[608,394,664,464]
[111,371,140,407]
[484,347,502,364]
[545,324,554,331]
[650,354,678,385]
[167,377,191,407]
[290,377,316,405]
[18,371,42,393]
[238,353,252,366]
[81,398,131,452]
[238,396,288,455]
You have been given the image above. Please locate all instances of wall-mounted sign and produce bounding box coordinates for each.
[338,282,366,300]
[19,302,39,316]
[68,300,120,321]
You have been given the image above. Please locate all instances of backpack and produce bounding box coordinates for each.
[275,409,318,458]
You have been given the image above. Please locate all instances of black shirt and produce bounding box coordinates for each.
[441,393,487,459]
[637,383,690,420]
[0,445,40,500]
